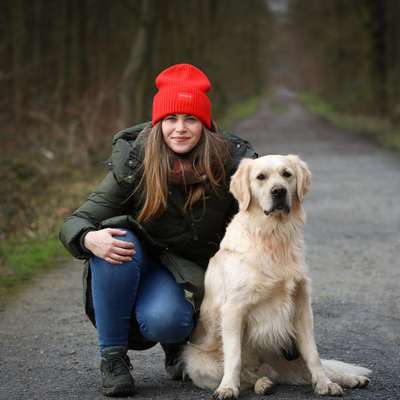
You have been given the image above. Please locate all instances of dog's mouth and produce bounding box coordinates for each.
[264,203,291,216]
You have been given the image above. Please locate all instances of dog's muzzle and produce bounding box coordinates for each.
[264,186,290,216]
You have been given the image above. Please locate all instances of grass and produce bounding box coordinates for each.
[0,233,69,301]
[301,91,400,152]
[221,95,261,129]
[0,168,104,304]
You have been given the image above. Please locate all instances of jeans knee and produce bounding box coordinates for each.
[138,302,194,343]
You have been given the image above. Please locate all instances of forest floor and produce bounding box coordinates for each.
[1,87,399,400]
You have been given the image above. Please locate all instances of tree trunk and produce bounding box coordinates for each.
[33,0,42,76]
[10,0,24,124]
[118,0,156,127]
[369,0,388,115]
[54,0,67,118]
[386,0,400,122]
[69,0,81,101]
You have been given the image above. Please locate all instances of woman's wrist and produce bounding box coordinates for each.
[81,230,96,253]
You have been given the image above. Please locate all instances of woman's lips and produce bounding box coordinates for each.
[172,137,190,142]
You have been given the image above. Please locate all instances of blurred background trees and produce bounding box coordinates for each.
[289,0,400,121]
[0,0,271,238]
[1,0,399,241]
[1,0,271,163]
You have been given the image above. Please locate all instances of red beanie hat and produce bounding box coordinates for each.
[152,63,212,129]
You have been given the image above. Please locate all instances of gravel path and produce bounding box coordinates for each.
[1,88,399,400]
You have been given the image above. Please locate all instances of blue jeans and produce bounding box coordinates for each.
[89,230,194,351]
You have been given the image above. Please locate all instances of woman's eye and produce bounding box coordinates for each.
[282,170,292,178]
[186,116,198,123]
[165,115,177,121]
[256,173,267,180]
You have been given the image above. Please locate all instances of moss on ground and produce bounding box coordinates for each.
[0,234,69,301]
[221,96,261,130]
[0,168,105,303]
[301,91,400,153]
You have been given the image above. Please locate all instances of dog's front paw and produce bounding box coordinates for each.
[313,380,344,396]
[254,376,274,395]
[212,385,239,400]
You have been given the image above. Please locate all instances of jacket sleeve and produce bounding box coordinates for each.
[226,132,258,173]
[59,172,133,259]
[241,140,258,160]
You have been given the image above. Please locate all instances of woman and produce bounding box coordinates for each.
[59,63,258,397]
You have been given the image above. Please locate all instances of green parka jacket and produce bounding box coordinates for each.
[59,122,258,350]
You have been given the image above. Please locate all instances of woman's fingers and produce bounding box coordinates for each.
[112,241,136,259]
[112,239,136,250]
[105,257,127,265]
[105,257,122,265]
[108,228,127,236]
[97,230,136,264]
[107,252,133,263]
[112,246,136,256]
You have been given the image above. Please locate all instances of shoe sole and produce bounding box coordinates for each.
[102,382,136,397]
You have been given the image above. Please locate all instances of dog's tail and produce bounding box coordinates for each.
[182,344,223,390]
[322,359,372,377]
[272,358,372,386]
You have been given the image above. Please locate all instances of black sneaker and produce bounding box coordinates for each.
[160,342,185,380]
[100,346,136,397]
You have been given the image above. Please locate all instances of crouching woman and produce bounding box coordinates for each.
[59,63,257,397]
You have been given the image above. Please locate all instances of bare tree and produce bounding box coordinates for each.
[118,0,156,127]
[10,0,24,123]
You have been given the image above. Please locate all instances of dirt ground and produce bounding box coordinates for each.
[1,88,399,400]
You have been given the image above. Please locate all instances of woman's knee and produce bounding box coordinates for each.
[137,300,194,343]
[113,229,146,266]
[90,228,146,270]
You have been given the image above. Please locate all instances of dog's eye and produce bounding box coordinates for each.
[282,170,292,178]
[256,173,267,180]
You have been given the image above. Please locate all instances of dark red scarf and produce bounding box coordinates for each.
[169,158,208,186]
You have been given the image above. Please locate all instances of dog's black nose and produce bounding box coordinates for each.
[271,186,287,198]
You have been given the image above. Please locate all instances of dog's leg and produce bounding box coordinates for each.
[293,282,344,397]
[213,303,245,400]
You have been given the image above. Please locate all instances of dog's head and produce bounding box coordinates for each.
[230,155,311,216]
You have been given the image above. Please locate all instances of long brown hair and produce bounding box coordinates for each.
[135,121,232,223]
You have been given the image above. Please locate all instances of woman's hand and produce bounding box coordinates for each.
[84,228,136,264]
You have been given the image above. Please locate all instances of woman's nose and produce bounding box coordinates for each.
[175,118,186,132]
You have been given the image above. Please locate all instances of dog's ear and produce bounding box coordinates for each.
[288,155,311,202]
[230,158,253,211]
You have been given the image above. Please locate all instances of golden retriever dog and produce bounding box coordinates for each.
[183,155,371,399]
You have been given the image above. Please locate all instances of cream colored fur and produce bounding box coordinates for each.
[183,155,371,399]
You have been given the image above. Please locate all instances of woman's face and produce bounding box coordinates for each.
[161,114,203,154]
